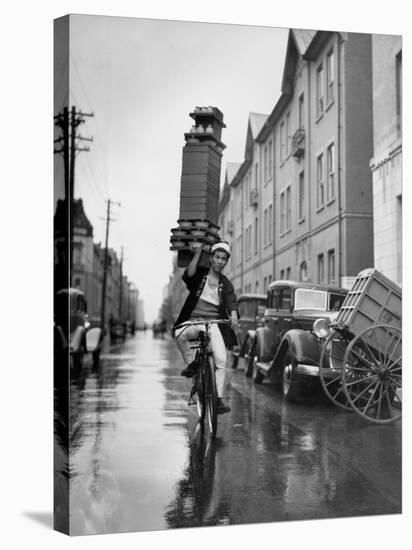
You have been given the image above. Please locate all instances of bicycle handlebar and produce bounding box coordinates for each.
[174,319,231,332]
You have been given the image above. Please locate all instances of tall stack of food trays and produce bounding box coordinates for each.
[170,107,226,268]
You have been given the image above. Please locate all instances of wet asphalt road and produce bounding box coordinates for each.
[59,331,401,535]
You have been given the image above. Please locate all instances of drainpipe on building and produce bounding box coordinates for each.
[272,133,276,281]
[241,185,244,292]
[337,35,343,287]
[307,61,312,281]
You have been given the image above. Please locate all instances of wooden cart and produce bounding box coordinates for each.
[319,269,402,424]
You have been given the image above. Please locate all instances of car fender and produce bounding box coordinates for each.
[254,326,272,361]
[86,327,102,352]
[272,329,321,372]
[70,326,86,354]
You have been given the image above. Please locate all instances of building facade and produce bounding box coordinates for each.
[219,29,376,295]
[369,35,402,286]
[55,198,143,326]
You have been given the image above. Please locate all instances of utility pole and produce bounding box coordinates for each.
[100,199,121,334]
[118,246,124,321]
[54,105,94,286]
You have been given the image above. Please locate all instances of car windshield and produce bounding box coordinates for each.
[329,292,346,311]
[239,301,258,318]
[294,289,328,310]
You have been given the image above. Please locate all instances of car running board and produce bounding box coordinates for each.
[256,361,271,372]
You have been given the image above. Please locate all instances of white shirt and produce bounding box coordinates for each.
[199,277,220,306]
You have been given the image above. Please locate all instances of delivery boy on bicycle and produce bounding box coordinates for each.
[174,241,239,414]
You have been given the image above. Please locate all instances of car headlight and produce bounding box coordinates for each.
[313,318,331,339]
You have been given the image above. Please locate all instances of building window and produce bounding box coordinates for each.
[73,243,83,265]
[286,185,291,231]
[280,269,285,280]
[396,51,402,136]
[264,146,268,181]
[326,49,334,105]
[263,276,267,291]
[286,112,291,157]
[280,121,285,162]
[268,139,273,177]
[249,224,252,259]
[280,191,286,235]
[318,253,324,283]
[254,163,258,188]
[254,217,258,254]
[255,281,260,293]
[245,225,252,260]
[317,153,324,209]
[298,93,304,129]
[328,249,336,284]
[268,204,273,244]
[300,261,307,282]
[263,208,268,246]
[74,277,81,288]
[327,143,335,202]
[286,267,291,279]
[316,63,324,117]
[268,274,272,285]
[298,170,305,221]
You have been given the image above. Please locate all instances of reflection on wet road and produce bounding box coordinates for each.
[59,332,401,535]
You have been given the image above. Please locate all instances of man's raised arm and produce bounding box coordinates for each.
[187,242,203,278]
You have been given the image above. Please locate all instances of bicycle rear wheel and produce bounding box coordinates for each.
[205,355,218,438]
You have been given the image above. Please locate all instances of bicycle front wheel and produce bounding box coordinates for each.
[205,355,218,438]
[196,365,207,425]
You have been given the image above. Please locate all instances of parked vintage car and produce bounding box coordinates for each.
[249,280,347,401]
[229,293,266,370]
[55,288,102,368]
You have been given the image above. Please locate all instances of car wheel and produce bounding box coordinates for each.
[230,351,239,370]
[253,356,264,384]
[282,350,300,401]
[92,349,101,368]
[72,351,83,369]
[252,341,264,384]
[245,338,255,377]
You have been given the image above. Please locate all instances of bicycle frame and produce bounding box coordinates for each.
[175,319,231,437]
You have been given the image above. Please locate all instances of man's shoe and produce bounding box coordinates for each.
[217,397,231,414]
[180,360,199,378]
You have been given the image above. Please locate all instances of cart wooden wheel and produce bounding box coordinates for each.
[342,324,401,424]
[319,331,353,410]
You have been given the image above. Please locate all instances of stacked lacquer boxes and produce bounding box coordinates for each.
[170,107,226,268]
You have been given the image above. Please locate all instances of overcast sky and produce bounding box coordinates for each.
[55,15,288,322]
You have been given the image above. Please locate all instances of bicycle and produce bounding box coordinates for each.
[175,319,231,438]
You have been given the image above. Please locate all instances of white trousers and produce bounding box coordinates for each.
[174,322,227,397]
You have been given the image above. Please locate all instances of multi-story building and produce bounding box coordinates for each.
[219,29,376,295]
[369,35,402,286]
[222,113,268,296]
[270,29,374,288]
[219,162,241,282]
[55,198,142,325]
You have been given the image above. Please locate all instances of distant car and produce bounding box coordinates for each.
[229,293,266,371]
[55,288,102,368]
[249,280,347,401]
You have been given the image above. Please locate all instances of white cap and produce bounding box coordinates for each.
[211,242,231,257]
